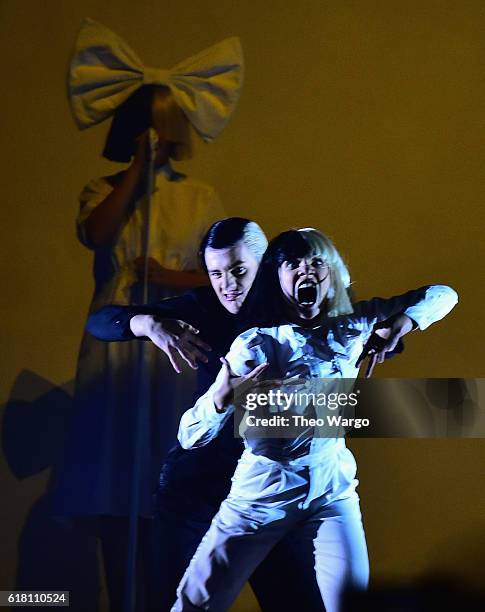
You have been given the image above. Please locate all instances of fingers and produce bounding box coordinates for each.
[220,356,231,369]
[374,326,392,340]
[176,336,209,366]
[176,345,209,369]
[151,323,210,369]
[175,348,199,370]
[245,362,269,380]
[357,330,390,368]
[356,347,368,368]
[370,332,402,365]
[384,333,400,353]
[177,320,200,335]
[220,356,235,379]
[219,356,233,379]
[187,335,212,352]
[187,347,209,364]
[174,320,212,352]
[365,354,377,378]
[166,345,182,374]
[155,338,207,370]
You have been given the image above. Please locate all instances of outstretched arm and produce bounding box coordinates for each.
[354,285,458,331]
[354,285,458,374]
[86,292,200,341]
[86,291,212,372]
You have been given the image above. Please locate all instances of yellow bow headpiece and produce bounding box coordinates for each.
[68,18,244,141]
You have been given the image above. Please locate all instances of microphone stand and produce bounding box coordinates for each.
[124,130,158,612]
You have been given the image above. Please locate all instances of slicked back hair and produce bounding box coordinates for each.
[199,218,268,272]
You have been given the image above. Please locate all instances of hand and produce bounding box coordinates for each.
[132,130,152,171]
[356,314,414,378]
[130,315,212,373]
[134,257,166,284]
[133,128,170,170]
[213,357,269,413]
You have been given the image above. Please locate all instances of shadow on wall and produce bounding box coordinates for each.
[1,370,100,612]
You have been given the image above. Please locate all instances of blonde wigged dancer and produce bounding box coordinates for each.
[173,228,458,612]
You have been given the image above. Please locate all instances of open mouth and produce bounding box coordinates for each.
[296,282,317,306]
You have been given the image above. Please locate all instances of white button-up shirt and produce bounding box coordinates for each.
[178,285,458,462]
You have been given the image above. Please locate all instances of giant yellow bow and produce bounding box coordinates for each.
[68,18,244,141]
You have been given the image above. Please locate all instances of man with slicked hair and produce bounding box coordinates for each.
[87,217,321,611]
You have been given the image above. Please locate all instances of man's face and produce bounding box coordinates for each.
[278,255,331,320]
[205,240,260,314]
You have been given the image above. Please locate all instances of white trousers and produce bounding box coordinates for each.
[171,446,369,612]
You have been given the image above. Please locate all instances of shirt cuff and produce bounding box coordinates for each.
[404,285,458,330]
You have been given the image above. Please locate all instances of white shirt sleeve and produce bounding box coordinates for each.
[404,285,458,330]
[178,328,266,449]
[76,177,114,248]
[353,285,458,333]
[178,366,234,449]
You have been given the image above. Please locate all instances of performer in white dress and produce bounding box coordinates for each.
[52,19,243,611]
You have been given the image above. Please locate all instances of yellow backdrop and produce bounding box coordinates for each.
[1,1,484,609]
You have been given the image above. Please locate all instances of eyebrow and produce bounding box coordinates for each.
[207,259,247,273]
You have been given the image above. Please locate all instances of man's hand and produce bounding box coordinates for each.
[129,315,211,373]
[357,314,414,378]
[213,357,269,413]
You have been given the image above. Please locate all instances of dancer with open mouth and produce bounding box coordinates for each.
[172,228,458,612]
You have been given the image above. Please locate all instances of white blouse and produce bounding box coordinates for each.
[178,285,458,461]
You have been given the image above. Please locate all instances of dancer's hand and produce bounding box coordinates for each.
[357,314,414,377]
[129,315,211,373]
[213,357,269,413]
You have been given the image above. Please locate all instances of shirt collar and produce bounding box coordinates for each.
[289,321,325,332]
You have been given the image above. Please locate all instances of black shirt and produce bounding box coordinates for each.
[87,287,251,519]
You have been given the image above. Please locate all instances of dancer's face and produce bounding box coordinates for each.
[278,255,331,320]
[205,241,259,314]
